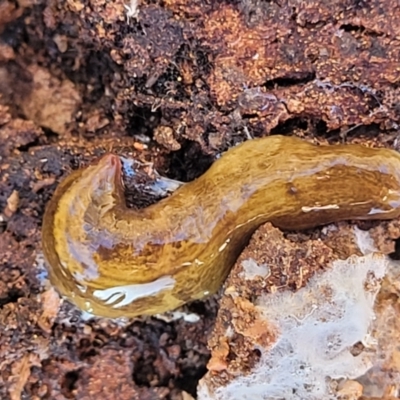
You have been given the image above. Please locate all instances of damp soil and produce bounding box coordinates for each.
[1,0,400,399]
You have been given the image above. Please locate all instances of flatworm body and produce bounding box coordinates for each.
[42,135,400,317]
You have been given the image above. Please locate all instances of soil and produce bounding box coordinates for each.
[1,0,400,399]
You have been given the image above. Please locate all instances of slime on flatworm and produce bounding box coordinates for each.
[42,135,400,318]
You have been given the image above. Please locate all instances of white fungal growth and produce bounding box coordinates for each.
[198,253,391,400]
[124,0,140,24]
[239,258,271,280]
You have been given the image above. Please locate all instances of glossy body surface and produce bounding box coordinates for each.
[42,135,400,318]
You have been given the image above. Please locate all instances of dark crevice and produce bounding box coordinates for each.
[339,24,366,33]
[42,127,60,144]
[121,135,215,209]
[264,70,316,89]
[126,106,162,140]
[71,51,117,102]
[270,117,309,136]
[315,119,328,136]
[61,370,80,398]
[16,137,42,152]
[132,355,158,387]
[175,365,208,397]
[166,139,214,182]
[389,239,400,261]
[186,300,208,315]
[77,337,100,360]
[0,288,25,308]
[0,15,28,49]
[339,23,383,37]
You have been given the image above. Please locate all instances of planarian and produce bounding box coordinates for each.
[42,135,400,318]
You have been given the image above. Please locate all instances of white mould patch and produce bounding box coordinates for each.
[239,258,271,280]
[353,226,377,255]
[155,310,201,323]
[124,0,140,24]
[198,253,389,400]
[320,223,338,235]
